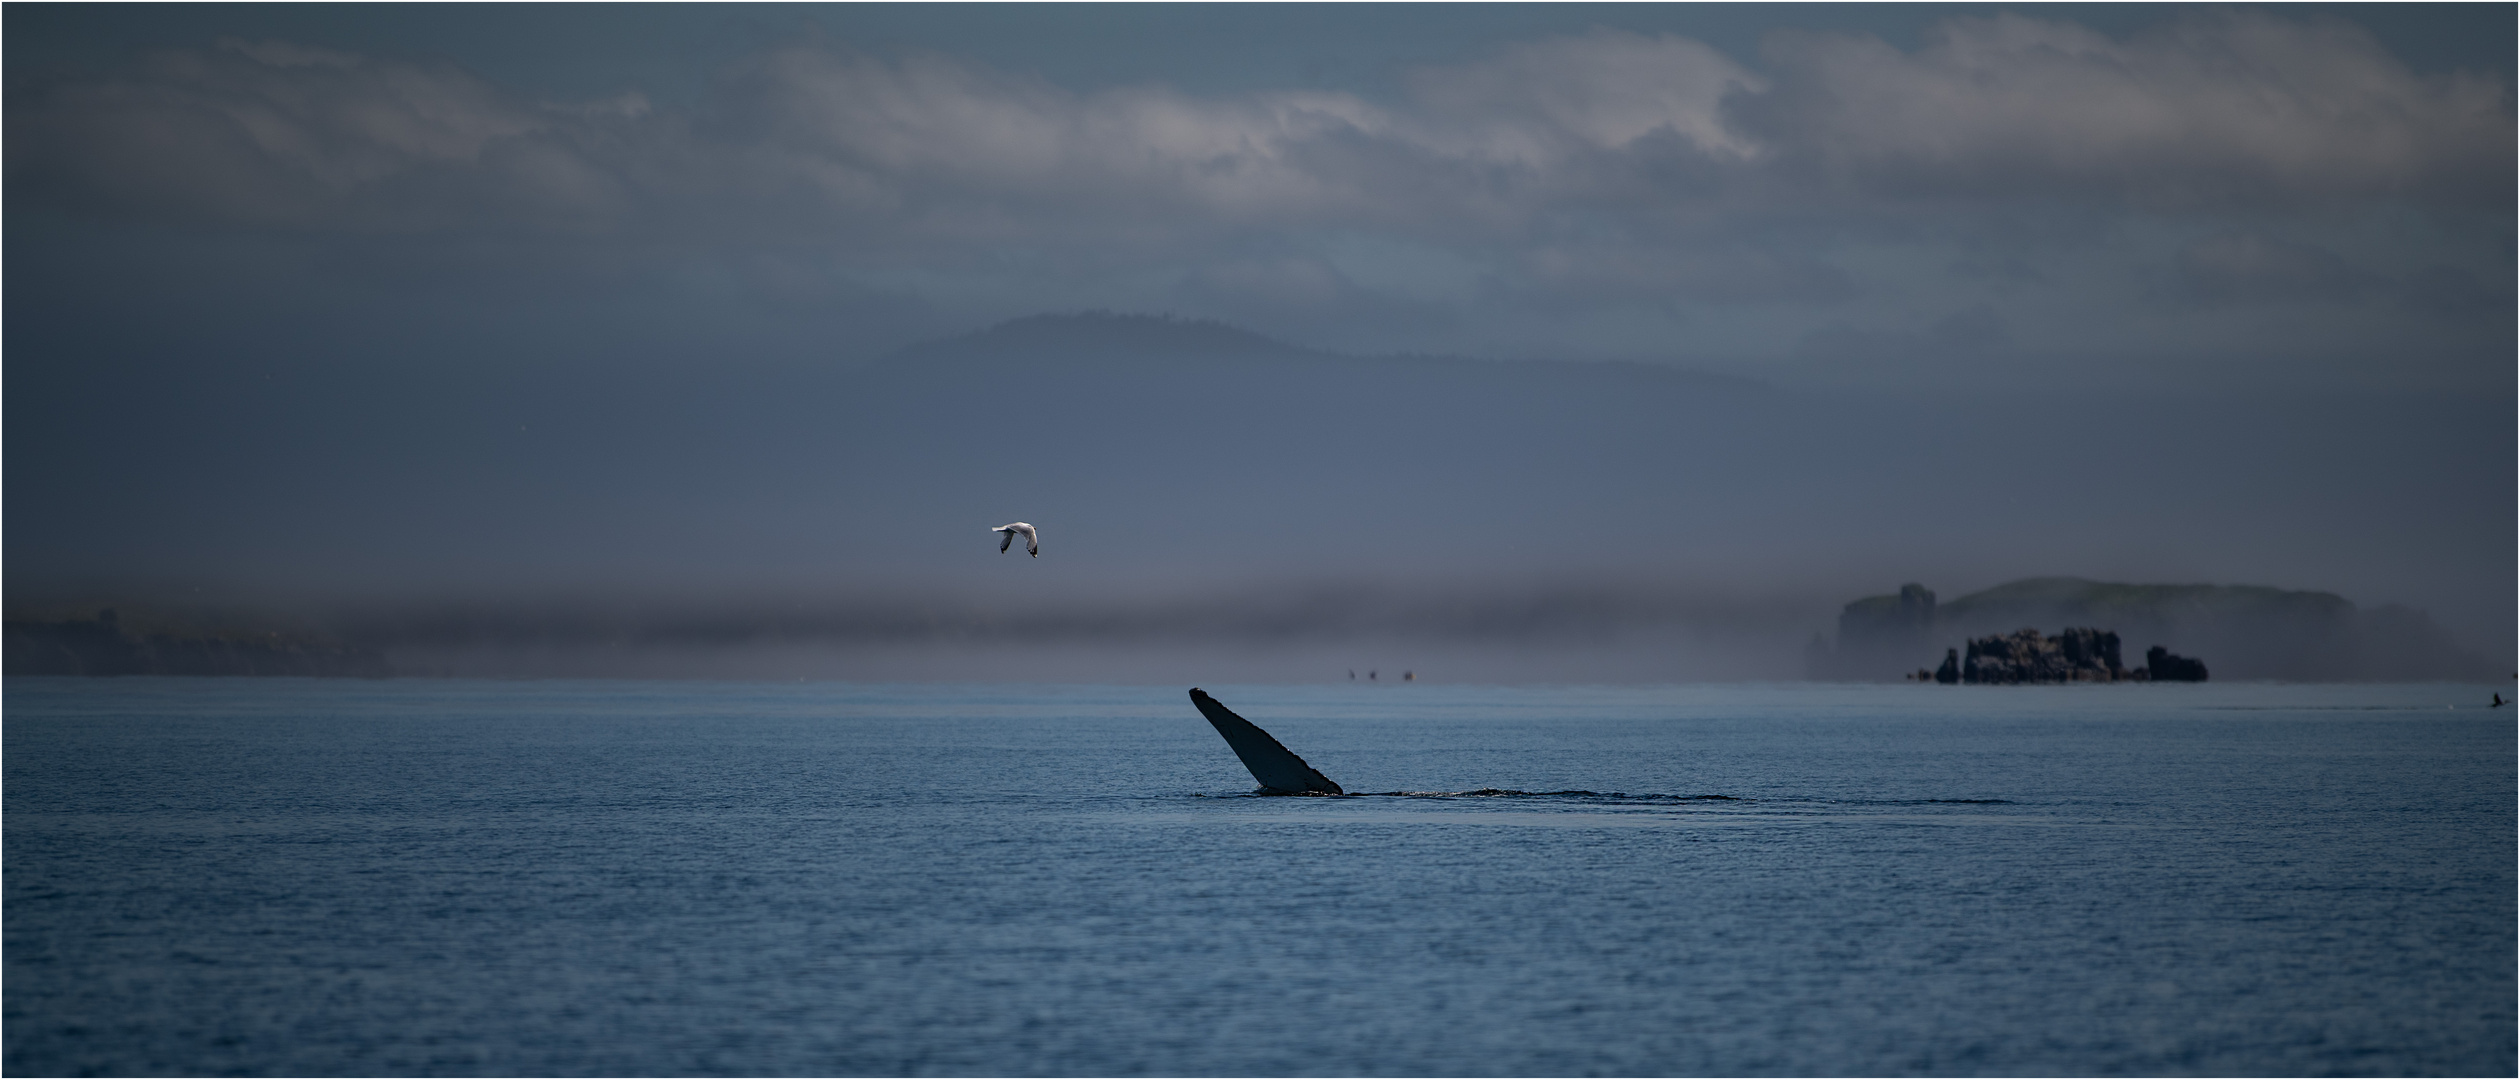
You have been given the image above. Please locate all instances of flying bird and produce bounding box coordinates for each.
[993,522,1038,557]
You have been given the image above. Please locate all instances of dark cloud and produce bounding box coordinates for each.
[2171,232,2372,306]
[6,12,2507,383]
[7,38,645,230]
[1735,11,2515,207]
[20,13,2506,232]
[2400,264,2517,319]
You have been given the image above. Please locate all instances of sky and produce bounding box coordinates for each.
[6,4,2513,678]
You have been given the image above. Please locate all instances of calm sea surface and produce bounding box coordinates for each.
[5,679,2512,1076]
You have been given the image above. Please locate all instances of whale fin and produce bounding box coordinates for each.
[1188,688,1344,794]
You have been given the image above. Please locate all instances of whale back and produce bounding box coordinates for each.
[1188,689,1344,794]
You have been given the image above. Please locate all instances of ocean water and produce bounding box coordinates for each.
[5,678,2511,1076]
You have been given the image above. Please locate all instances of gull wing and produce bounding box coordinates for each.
[1022,525,1038,557]
[1188,688,1343,794]
[999,528,1014,553]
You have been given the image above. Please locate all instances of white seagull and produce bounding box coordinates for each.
[992,522,1039,557]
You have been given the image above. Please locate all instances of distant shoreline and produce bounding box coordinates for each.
[4,612,389,678]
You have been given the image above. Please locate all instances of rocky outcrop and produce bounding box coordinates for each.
[1961,627,2129,684]
[2145,646,2208,682]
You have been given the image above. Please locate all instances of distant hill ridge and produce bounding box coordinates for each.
[1815,576,2488,682]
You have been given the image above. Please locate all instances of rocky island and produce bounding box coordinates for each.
[1924,628,2207,684]
[1813,577,2483,682]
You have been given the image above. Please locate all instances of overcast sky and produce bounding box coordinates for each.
[6,4,2512,674]
[11,4,2511,380]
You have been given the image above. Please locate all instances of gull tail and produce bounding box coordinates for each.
[1189,688,1343,794]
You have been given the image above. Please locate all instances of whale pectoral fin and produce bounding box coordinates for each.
[1189,688,1343,794]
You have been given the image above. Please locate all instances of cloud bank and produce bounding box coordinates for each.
[10,9,2508,383]
[16,13,2507,231]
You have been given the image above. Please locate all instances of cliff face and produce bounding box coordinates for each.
[4,612,390,677]
[1831,583,1941,679]
[1814,577,2487,682]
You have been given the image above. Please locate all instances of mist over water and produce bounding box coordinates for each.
[11,314,2511,680]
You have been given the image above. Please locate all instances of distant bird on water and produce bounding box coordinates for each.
[993,522,1039,557]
